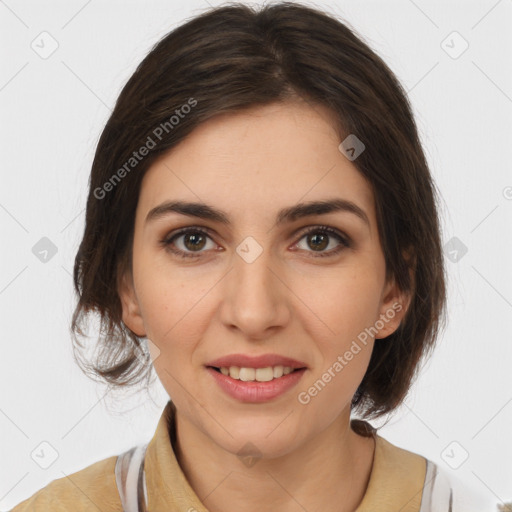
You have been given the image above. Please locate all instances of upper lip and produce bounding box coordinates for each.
[206,353,307,369]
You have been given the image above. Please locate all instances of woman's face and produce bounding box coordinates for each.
[119,100,408,458]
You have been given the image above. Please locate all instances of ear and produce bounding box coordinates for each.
[373,278,411,340]
[374,250,415,340]
[117,265,146,338]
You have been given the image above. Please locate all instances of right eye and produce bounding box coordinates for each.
[160,227,219,259]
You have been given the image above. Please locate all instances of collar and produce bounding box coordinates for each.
[144,401,426,511]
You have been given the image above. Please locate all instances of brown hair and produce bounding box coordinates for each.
[71,1,447,422]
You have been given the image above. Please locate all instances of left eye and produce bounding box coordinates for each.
[293,226,350,258]
[161,226,350,259]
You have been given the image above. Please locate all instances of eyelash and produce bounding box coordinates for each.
[160,225,351,260]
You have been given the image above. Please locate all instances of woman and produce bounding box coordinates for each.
[10,2,490,511]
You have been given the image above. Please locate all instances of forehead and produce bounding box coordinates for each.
[137,101,375,228]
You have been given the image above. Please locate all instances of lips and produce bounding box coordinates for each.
[206,366,307,402]
[205,353,307,370]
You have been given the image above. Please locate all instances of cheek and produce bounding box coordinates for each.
[295,274,378,408]
[134,265,214,360]
[295,264,384,343]
[290,266,382,397]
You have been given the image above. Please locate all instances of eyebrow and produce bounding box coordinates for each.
[145,198,370,229]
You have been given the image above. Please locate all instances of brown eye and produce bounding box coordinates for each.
[294,226,350,258]
[160,225,351,260]
[182,232,207,251]
[306,232,329,251]
[161,228,216,259]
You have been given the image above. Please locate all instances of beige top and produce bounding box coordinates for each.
[11,400,430,511]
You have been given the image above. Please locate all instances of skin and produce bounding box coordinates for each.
[118,100,411,512]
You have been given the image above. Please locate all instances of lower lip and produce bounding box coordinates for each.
[206,367,307,403]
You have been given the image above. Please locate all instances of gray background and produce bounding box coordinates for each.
[1,0,511,509]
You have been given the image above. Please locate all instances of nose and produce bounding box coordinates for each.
[218,242,291,340]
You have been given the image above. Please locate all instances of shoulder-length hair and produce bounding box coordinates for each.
[71,1,447,423]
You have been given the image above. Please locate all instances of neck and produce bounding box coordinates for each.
[172,406,376,512]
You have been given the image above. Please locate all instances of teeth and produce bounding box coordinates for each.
[273,366,284,378]
[217,365,298,381]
